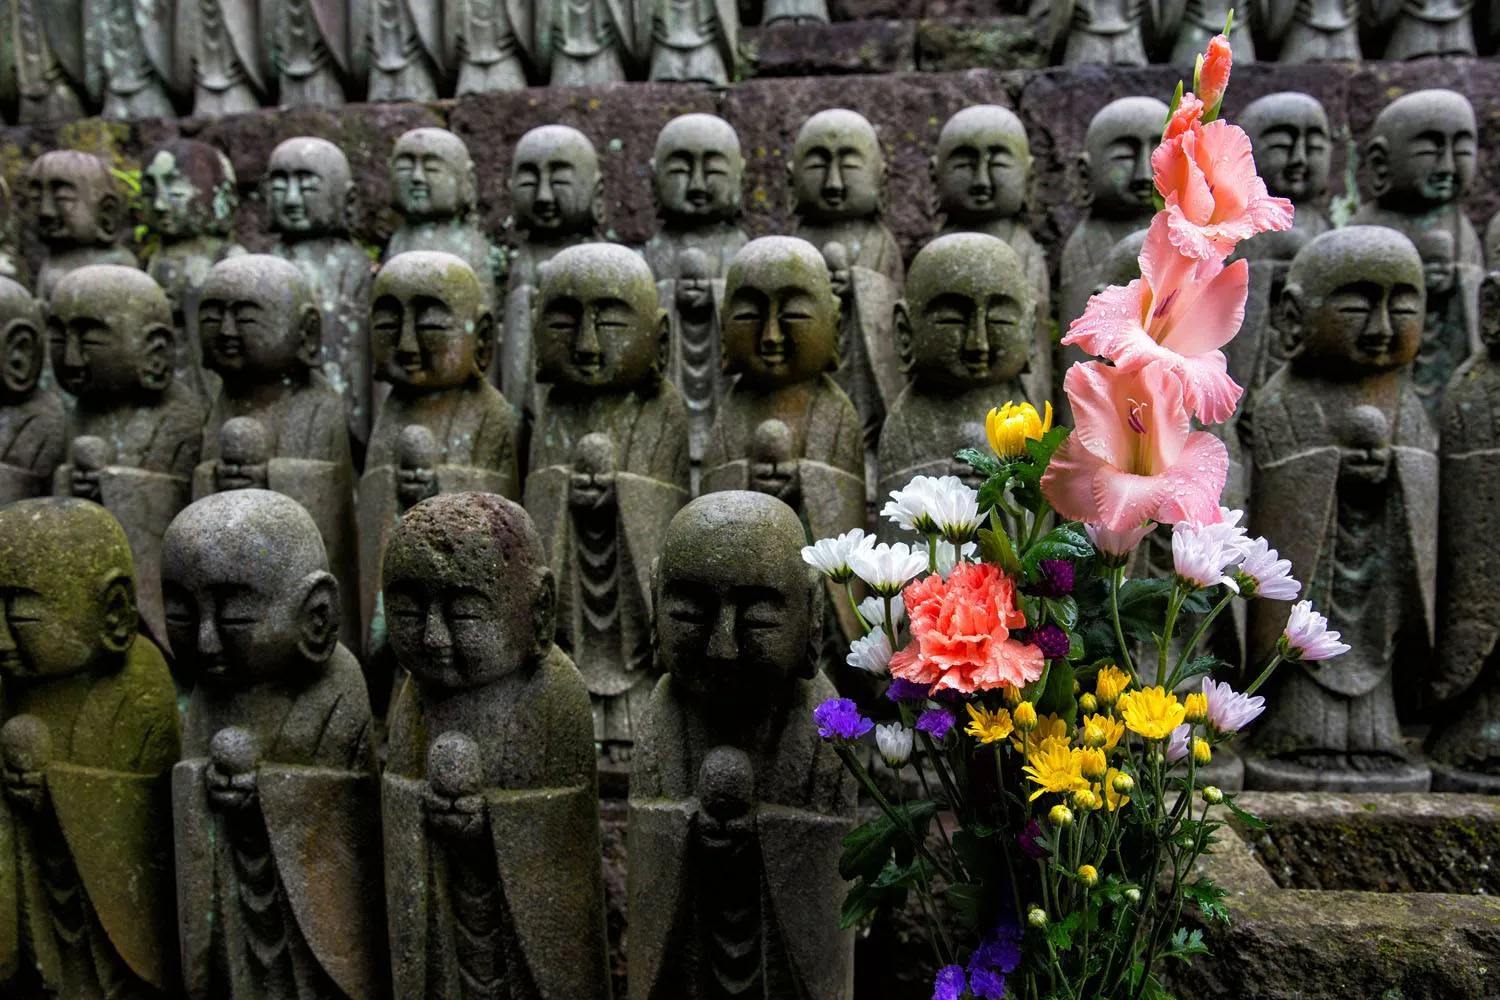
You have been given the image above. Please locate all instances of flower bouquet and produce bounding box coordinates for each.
[804,33,1351,1000]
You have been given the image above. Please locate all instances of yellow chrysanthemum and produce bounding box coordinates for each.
[1118,686,1187,740]
[1077,864,1099,887]
[1192,737,1213,765]
[965,704,1014,744]
[1022,736,1089,801]
[1094,664,1132,705]
[987,400,1053,459]
[1012,714,1069,756]
[1078,746,1108,781]
[1081,713,1126,752]
[1101,767,1132,811]
[1184,692,1208,724]
[1013,701,1039,731]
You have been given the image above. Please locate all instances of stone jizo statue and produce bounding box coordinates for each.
[213,415,271,492]
[1261,0,1360,61]
[1047,0,1148,66]
[538,0,634,85]
[628,490,856,1000]
[641,0,737,83]
[0,277,65,502]
[24,150,137,302]
[450,0,533,93]
[1158,0,1254,63]
[396,423,440,511]
[1369,0,1476,59]
[97,0,186,120]
[176,0,271,116]
[5,0,91,122]
[266,0,360,106]
[0,497,181,1000]
[69,435,112,502]
[368,0,444,101]
[381,492,611,1000]
[165,489,384,1000]
[762,0,828,23]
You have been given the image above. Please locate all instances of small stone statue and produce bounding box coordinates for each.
[1369,0,1476,59]
[641,0,737,83]
[451,0,532,92]
[879,234,1036,533]
[0,277,65,501]
[140,139,246,402]
[525,243,690,756]
[1047,0,1149,66]
[538,0,634,85]
[503,124,605,416]
[1411,229,1475,422]
[1260,0,1360,61]
[6,0,90,122]
[24,150,137,302]
[1244,226,1436,792]
[629,490,856,1000]
[702,236,865,641]
[213,416,271,491]
[165,489,385,1000]
[932,105,1052,406]
[266,0,359,107]
[69,434,112,502]
[192,254,361,652]
[176,0,271,115]
[267,137,375,458]
[1158,0,1254,62]
[97,0,186,120]
[396,423,440,510]
[381,492,611,1000]
[0,497,181,1000]
[359,251,519,660]
[368,0,444,101]
[385,127,504,315]
[49,265,205,654]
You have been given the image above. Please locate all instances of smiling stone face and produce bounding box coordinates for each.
[372,251,491,392]
[534,243,664,391]
[46,265,174,401]
[390,127,475,223]
[791,109,884,224]
[198,254,319,385]
[1084,97,1169,218]
[1242,93,1331,204]
[266,137,353,236]
[934,105,1031,225]
[652,114,743,226]
[510,125,601,237]
[721,236,840,390]
[1369,89,1477,211]
[25,151,124,250]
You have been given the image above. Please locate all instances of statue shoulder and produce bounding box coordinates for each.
[73,635,181,773]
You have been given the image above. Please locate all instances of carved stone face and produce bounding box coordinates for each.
[536,243,665,389]
[46,265,173,401]
[1370,90,1477,210]
[372,251,491,391]
[1243,94,1331,203]
[0,278,44,405]
[1084,97,1168,218]
[510,125,601,237]
[0,498,136,679]
[396,423,440,510]
[898,233,1033,389]
[1282,227,1425,377]
[391,128,475,223]
[24,151,122,249]
[199,255,319,383]
[1415,230,1457,297]
[653,114,743,225]
[162,491,337,686]
[141,141,238,240]
[267,137,353,236]
[383,493,551,691]
[935,105,1030,224]
[722,236,840,390]
[792,109,884,224]
[215,417,271,492]
[656,492,813,713]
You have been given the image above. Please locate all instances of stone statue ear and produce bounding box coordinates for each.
[893,300,914,373]
[98,570,138,655]
[96,193,123,241]
[139,324,173,391]
[653,309,671,380]
[1274,283,1306,359]
[296,303,323,371]
[801,568,823,680]
[1075,152,1093,209]
[295,571,340,662]
[1367,137,1391,199]
[530,564,557,661]
[473,309,495,375]
[1,319,43,395]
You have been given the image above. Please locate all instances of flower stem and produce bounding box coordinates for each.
[1157,586,1184,686]
[1109,566,1139,681]
[1166,589,1235,690]
[1243,652,1285,697]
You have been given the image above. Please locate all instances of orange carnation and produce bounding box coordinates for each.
[889,562,1045,694]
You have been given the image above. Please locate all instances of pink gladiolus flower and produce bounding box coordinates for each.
[1063,214,1247,424]
[1163,92,1205,142]
[1153,116,1294,262]
[1041,361,1228,533]
[1086,521,1155,566]
[1197,35,1232,113]
[888,562,1045,694]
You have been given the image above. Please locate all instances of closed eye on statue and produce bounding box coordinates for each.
[447,590,492,621]
[1106,139,1141,163]
[595,301,634,329]
[666,153,694,176]
[513,167,540,189]
[704,154,731,177]
[394,155,417,174]
[80,327,115,348]
[384,591,423,619]
[269,176,290,193]
[294,171,321,189]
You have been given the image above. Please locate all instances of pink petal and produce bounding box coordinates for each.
[1090,467,1171,533]
[1158,258,1249,356]
[1135,361,1195,470]
[1061,279,1145,357]
[1041,436,1112,523]
[1152,431,1230,524]
[1060,361,1134,468]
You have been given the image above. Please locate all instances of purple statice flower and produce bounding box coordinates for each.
[1026,623,1071,660]
[932,964,966,1000]
[813,698,874,742]
[966,917,1022,999]
[1017,818,1046,860]
[968,968,1006,1000]
[1032,558,1075,598]
[916,706,956,741]
[886,677,932,703]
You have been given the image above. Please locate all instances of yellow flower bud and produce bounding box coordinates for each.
[1079,692,1099,714]
[1048,804,1073,827]
[1111,771,1135,795]
[1192,737,1212,766]
[1077,864,1099,888]
[1203,785,1224,805]
[1094,664,1131,705]
[987,401,1053,459]
[1027,906,1049,929]
[1124,887,1142,904]
[1081,720,1107,749]
[1072,788,1098,811]
[1184,692,1209,725]
[1002,684,1022,707]
[1014,701,1038,732]
[1079,747,1108,781]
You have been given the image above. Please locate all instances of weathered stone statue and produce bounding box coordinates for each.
[628,490,856,1000]
[140,139,246,402]
[213,416,271,491]
[49,265,205,654]
[0,277,65,501]
[24,150,137,302]
[1244,227,1436,792]
[191,254,361,652]
[702,236,864,641]
[5,0,91,122]
[395,423,440,510]
[450,0,532,92]
[503,124,604,416]
[0,497,181,1000]
[762,0,827,23]
[1369,0,1476,59]
[1411,229,1476,422]
[266,0,361,106]
[538,0,634,85]
[1261,0,1360,61]
[0,178,25,287]
[1158,0,1254,62]
[525,243,689,756]
[368,0,443,101]
[165,489,385,1000]
[932,105,1052,406]
[640,0,737,83]
[879,234,1035,534]
[267,137,374,458]
[385,127,504,315]
[97,0,186,120]
[175,0,271,115]
[359,251,519,661]
[1047,0,1149,66]
[381,492,611,1000]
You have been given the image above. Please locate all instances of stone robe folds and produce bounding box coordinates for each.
[537,0,634,85]
[445,0,532,93]
[525,385,689,744]
[173,647,384,1000]
[265,0,369,104]
[1261,0,1361,60]
[382,646,610,1000]
[628,672,856,1000]
[657,278,724,467]
[1048,0,1149,65]
[368,0,444,102]
[0,636,180,999]
[0,392,67,503]
[637,0,736,83]
[175,0,268,115]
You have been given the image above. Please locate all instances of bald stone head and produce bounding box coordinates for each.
[25,150,125,250]
[653,113,744,225]
[655,491,819,712]
[1279,226,1425,378]
[934,105,1032,224]
[792,108,886,223]
[383,492,555,691]
[1094,229,1149,293]
[1241,93,1331,203]
[373,251,493,391]
[0,276,44,403]
[510,124,602,237]
[535,242,666,389]
[1367,89,1476,209]
[0,497,138,679]
[200,254,322,386]
[142,139,238,240]
[722,236,841,389]
[266,137,356,236]
[396,423,440,510]
[48,265,174,401]
[897,233,1034,389]
[1083,97,1168,218]
[391,127,477,223]
[69,435,112,501]
[162,490,338,687]
[215,416,271,492]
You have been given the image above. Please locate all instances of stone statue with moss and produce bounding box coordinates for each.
[0,277,65,501]
[96,0,188,120]
[175,0,272,115]
[639,0,737,83]
[3,0,92,122]
[24,150,138,302]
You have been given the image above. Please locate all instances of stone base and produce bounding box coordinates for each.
[1430,763,1500,794]
[1242,755,1431,792]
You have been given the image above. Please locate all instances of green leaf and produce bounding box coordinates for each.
[946,881,984,929]
[1046,910,1083,950]
[1035,660,1076,719]
[1183,877,1230,924]
[1022,661,1050,704]
[1021,523,1094,578]
[1065,631,1086,661]
[839,814,898,881]
[1042,595,1079,631]
[1177,654,1220,681]
[1225,795,1269,831]
[1167,926,1211,959]
[955,447,1002,479]
[979,517,1023,576]
[1024,424,1070,469]
[977,471,1015,520]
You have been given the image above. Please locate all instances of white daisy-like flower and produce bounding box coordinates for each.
[846,629,894,676]
[849,541,928,597]
[1171,517,1246,591]
[858,594,905,629]
[876,723,914,768]
[1280,600,1350,662]
[1201,677,1266,734]
[881,475,984,542]
[1234,537,1300,601]
[800,529,875,582]
[933,539,979,579]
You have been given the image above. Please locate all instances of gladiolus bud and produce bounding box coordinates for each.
[1079,692,1099,714]
[1192,737,1212,766]
[1049,804,1073,827]
[1014,702,1038,732]
[1203,785,1224,805]
[1112,772,1135,795]
[1184,692,1208,725]
[1124,887,1142,904]
[1078,864,1099,888]
[1028,907,1048,929]
[1197,34,1233,117]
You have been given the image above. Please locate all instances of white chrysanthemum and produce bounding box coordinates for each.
[1201,677,1265,734]
[876,723,914,768]
[846,629,893,676]
[858,594,905,629]
[1171,517,1246,591]
[800,529,875,582]
[1235,537,1300,601]
[933,539,979,579]
[1280,600,1350,662]
[849,542,928,597]
[881,475,983,542]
